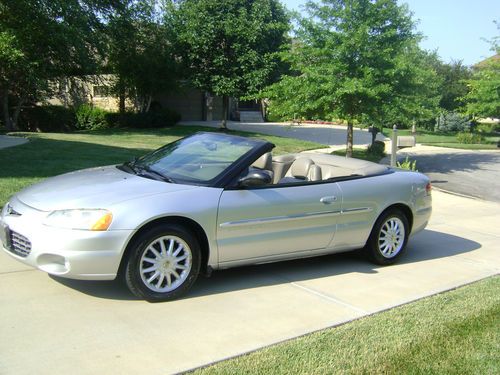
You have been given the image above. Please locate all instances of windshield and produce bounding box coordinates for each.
[129,133,260,185]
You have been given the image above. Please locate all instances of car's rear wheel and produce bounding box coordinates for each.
[125,225,201,302]
[365,209,409,265]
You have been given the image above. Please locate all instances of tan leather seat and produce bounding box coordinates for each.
[279,158,322,183]
[251,152,274,179]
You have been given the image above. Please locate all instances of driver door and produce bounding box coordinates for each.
[216,183,342,264]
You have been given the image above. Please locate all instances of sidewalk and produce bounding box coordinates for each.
[0,135,28,149]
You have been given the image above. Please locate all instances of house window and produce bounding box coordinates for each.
[93,85,110,97]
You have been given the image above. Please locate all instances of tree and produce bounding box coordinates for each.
[0,0,112,130]
[106,1,177,113]
[464,54,500,119]
[264,0,419,157]
[168,0,289,128]
[373,46,441,130]
[464,21,500,120]
[434,60,471,112]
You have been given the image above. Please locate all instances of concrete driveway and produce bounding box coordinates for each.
[180,121,384,146]
[391,145,500,202]
[1,190,498,375]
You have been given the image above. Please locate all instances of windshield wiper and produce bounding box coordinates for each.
[135,165,175,183]
[118,161,137,174]
[119,160,175,183]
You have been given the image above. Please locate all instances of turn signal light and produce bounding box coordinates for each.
[91,212,113,231]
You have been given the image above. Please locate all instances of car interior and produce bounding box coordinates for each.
[250,152,389,185]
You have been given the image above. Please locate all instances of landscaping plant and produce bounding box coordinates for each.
[397,156,418,171]
[434,112,472,133]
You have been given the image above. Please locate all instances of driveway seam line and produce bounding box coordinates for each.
[0,269,36,276]
[289,281,368,314]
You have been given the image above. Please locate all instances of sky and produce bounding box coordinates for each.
[281,0,500,66]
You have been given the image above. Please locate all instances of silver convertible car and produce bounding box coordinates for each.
[1,132,431,301]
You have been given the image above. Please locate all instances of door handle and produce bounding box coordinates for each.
[320,196,337,204]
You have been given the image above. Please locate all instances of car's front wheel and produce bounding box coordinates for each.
[124,225,201,302]
[365,209,409,265]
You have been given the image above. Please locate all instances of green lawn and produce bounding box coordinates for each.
[193,276,500,374]
[395,129,499,150]
[0,126,323,207]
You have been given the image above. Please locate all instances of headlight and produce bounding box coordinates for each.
[43,209,113,231]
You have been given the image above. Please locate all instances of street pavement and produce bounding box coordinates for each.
[180,120,385,146]
[1,190,499,375]
[386,145,500,202]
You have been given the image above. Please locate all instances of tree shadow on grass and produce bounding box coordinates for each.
[0,137,151,179]
[50,229,481,302]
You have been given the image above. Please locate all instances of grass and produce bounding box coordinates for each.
[0,126,323,207]
[332,147,385,163]
[192,276,500,374]
[394,129,499,150]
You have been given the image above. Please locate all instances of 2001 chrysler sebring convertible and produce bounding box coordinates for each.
[0,132,431,301]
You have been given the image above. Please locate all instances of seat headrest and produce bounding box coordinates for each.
[252,152,273,170]
[308,164,322,181]
[291,158,314,179]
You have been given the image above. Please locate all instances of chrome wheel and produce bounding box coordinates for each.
[378,217,405,258]
[139,235,192,293]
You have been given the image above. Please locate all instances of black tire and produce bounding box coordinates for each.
[124,225,201,302]
[365,209,409,265]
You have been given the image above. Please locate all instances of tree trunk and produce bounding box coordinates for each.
[118,84,126,114]
[2,89,11,131]
[11,96,25,130]
[346,120,354,158]
[220,95,229,129]
[145,94,152,113]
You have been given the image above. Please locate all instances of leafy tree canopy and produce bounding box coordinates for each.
[168,0,290,127]
[434,60,471,112]
[464,23,500,119]
[0,0,114,129]
[263,0,422,155]
[106,0,178,113]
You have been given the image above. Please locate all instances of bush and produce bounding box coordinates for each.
[367,140,385,156]
[19,105,76,132]
[17,105,181,132]
[435,112,472,132]
[107,109,181,129]
[75,104,109,130]
[397,156,418,171]
[456,132,483,144]
[476,122,500,134]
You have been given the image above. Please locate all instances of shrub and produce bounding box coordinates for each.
[367,140,385,156]
[435,112,472,133]
[476,122,500,134]
[456,132,483,144]
[266,111,285,122]
[108,109,181,129]
[397,157,418,171]
[75,104,109,130]
[19,105,76,132]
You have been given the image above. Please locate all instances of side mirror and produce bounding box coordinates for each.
[238,170,272,187]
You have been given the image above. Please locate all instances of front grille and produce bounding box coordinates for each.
[9,231,32,257]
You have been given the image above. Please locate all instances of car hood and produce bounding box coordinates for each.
[16,165,198,211]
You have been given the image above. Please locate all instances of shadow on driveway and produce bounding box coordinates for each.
[50,229,480,301]
[406,152,500,174]
[403,151,500,201]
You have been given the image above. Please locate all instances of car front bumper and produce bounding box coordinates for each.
[1,198,133,280]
